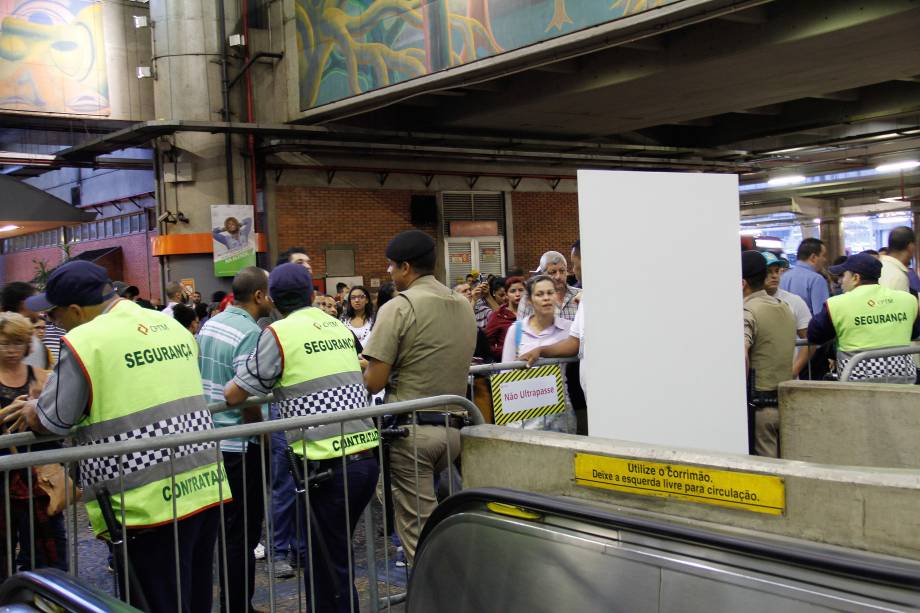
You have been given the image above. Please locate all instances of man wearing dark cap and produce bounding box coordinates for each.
[0,261,223,613]
[742,250,796,458]
[224,263,379,613]
[363,229,476,566]
[808,252,920,383]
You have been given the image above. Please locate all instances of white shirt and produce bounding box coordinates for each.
[879,255,910,293]
[570,300,586,398]
[161,301,178,317]
[774,289,811,331]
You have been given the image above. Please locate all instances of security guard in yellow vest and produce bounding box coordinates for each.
[808,252,920,383]
[224,263,378,613]
[2,261,223,613]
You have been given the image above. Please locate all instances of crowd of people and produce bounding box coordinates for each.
[0,232,587,613]
[743,227,920,458]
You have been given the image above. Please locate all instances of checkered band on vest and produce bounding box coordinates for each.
[277,384,367,424]
[840,355,916,381]
[79,410,216,488]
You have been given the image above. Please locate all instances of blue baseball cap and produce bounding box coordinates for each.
[269,263,314,302]
[829,252,882,281]
[25,261,115,312]
[762,252,789,268]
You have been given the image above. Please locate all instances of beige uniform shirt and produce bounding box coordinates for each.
[744,290,796,392]
[363,275,477,413]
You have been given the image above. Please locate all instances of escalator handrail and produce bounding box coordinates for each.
[417,488,920,589]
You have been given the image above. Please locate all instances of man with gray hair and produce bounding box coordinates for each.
[518,250,580,321]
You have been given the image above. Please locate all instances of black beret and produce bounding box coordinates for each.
[385,230,435,262]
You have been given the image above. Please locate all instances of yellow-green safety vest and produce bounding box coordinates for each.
[268,307,379,459]
[827,284,918,352]
[65,300,224,536]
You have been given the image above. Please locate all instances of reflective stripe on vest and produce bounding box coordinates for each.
[268,308,378,459]
[65,300,224,535]
[827,284,918,352]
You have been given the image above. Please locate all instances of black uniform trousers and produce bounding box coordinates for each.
[298,454,378,613]
[118,505,219,613]
[218,443,269,613]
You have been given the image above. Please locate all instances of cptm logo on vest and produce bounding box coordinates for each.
[867,298,894,308]
[137,323,170,335]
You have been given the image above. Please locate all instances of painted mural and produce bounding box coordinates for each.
[0,0,109,115]
[296,0,681,111]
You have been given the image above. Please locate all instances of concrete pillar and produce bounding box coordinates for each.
[912,204,920,265]
[148,0,250,298]
[819,199,844,260]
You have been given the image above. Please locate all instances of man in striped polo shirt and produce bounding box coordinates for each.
[197,266,274,613]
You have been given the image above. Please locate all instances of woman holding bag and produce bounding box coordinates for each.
[500,275,576,433]
[0,311,66,578]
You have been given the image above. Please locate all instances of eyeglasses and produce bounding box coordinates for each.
[350,295,368,301]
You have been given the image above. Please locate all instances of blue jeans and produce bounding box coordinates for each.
[270,405,305,559]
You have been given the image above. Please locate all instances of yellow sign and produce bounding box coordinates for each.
[574,454,785,515]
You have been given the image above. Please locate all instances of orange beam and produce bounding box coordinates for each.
[151,233,267,256]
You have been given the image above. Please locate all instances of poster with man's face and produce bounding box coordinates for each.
[211,204,255,277]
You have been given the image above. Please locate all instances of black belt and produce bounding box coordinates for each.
[396,413,467,429]
[314,449,376,470]
[749,391,779,408]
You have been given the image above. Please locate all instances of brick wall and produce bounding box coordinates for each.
[275,187,581,284]
[2,232,160,300]
[275,187,437,290]
[511,192,580,271]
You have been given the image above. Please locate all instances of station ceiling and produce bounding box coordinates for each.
[2,0,920,214]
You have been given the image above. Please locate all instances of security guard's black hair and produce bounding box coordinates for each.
[274,289,312,316]
[745,270,768,291]
[399,250,436,276]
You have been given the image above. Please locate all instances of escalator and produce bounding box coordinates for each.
[409,488,920,612]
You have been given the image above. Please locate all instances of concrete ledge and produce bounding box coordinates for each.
[461,425,920,561]
[780,380,920,468]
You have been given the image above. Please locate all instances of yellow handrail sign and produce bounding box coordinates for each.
[574,453,785,515]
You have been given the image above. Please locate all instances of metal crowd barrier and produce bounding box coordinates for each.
[0,395,483,613]
[838,345,920,382]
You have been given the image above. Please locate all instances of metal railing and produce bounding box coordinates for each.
[838,345,920,382]
[0,394,483,613]
[0,358,576,452]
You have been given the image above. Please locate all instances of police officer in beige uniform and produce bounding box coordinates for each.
[363,230,476,566]
[742,250,796,458]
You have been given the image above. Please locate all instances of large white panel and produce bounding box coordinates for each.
[578,170,747,454]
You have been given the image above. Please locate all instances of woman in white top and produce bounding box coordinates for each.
[500,275,576,433]
[341,285,374,347]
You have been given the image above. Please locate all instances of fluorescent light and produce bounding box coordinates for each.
[0,225,21,232]
[767,175,806,187]
[755,238,783,249]
[739,229,761,236]
[812,218,821,224]
[879,196,906,203]
[875,160,920,174]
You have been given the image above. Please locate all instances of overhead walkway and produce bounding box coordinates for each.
[410,488,920,613]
